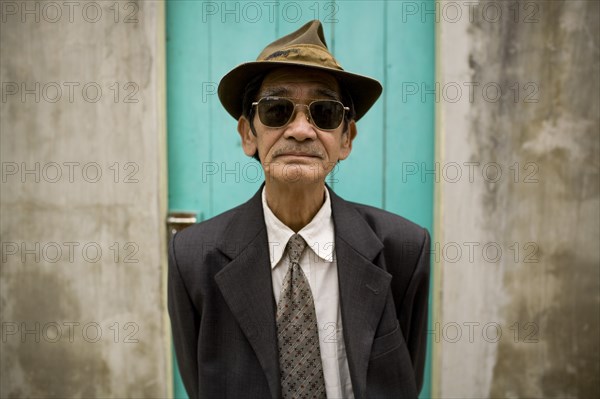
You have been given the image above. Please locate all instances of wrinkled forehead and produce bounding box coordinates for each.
[259,67,342,100]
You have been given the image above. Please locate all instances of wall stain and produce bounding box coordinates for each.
[468,0,599,397]
[1,270,110,397]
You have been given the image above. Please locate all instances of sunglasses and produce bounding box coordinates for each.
[252,97,350,130]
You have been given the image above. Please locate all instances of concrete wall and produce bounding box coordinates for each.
[435,0,599,397]
[0,1,170,397]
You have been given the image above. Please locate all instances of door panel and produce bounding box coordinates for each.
[333,1,386,205]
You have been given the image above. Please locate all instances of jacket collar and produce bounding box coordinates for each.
[214,183,391,399]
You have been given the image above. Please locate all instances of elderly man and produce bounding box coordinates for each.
[168,20,430,399]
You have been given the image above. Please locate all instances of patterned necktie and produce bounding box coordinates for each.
[276,234,327,399]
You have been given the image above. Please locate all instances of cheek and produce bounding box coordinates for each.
[256,135,277,158]
[324,136,345,157]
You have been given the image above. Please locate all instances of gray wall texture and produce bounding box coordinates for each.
[0,1,169,397]
[436,0,599,397]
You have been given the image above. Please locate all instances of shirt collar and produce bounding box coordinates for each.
[262,186,335,268]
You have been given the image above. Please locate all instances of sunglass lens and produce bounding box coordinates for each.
[258,98,294,127]
[310,101,344,130]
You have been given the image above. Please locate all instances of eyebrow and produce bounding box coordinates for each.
[259,86,341,101]
[260,87,289,97]
[313,87,340,101]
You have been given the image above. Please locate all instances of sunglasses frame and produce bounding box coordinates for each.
[251,97,350,131]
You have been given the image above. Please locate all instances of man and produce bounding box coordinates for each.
[168,20,430,399]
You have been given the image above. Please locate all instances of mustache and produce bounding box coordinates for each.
[272,145,324,158]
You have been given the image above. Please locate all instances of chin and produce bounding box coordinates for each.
[266,166,325,185]
[264,158,336,184]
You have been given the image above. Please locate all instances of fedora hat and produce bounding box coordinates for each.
[218,20,382,122]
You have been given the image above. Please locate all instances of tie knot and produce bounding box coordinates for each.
[286,234,306,265]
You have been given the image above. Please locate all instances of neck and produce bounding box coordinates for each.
[264,180,326,232]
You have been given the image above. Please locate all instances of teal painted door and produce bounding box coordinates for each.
[167,1,435,397]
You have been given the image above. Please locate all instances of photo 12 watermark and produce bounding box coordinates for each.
[400,81,540,104]
[395,240,540,264]
[200,1,340,24]
[399,1,541,24]
[199,161,344,184]
[1,1,139,24]
[1,161,140,184]
[2,241,140,264]
[1,321,139,344]
[429,241,540,264]
[1,82,139,104]
[400,161,540,184]
[428,321,540,344]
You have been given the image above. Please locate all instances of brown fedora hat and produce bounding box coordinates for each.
[218,20,382,122]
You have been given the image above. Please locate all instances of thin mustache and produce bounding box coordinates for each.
[273,146,324,158]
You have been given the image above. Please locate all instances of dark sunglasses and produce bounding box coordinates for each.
[252,97,350,130]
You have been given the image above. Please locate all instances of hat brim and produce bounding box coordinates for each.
[218,61,383,122]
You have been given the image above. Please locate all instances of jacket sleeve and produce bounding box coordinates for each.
[399,228,431,394]
[168,232,200,399]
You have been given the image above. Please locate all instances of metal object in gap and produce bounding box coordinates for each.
[166,212,198,238]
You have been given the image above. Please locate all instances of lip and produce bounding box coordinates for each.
[277,152,320,158]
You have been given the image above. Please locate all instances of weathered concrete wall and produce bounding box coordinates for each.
[435,0,599,397]
[0,1,170,397]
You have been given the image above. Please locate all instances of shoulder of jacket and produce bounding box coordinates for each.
[171,204,243,249]
[346,201,428,242]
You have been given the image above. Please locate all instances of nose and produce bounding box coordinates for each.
[283,104,317,141]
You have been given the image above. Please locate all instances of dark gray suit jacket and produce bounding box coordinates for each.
[168,184,430,399]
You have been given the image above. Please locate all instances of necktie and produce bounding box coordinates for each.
[276,234,327,399]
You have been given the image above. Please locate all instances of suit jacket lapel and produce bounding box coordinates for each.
[214,185,282,399]
[329,186,392,399]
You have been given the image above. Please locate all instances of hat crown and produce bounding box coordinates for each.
[256,20,343,70]
[217,20,382,122]
[258,20,326,58]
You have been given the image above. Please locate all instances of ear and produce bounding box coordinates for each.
[338,120,357,161]
[237,116,258,157]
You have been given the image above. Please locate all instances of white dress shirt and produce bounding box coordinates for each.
[262,186,354,399]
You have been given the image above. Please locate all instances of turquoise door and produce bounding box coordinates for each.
[167,2,435,397]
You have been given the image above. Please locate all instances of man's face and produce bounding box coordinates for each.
[238,67,356,185]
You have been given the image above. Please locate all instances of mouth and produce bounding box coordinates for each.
[278,152,320,158]
[273,147,325,159]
